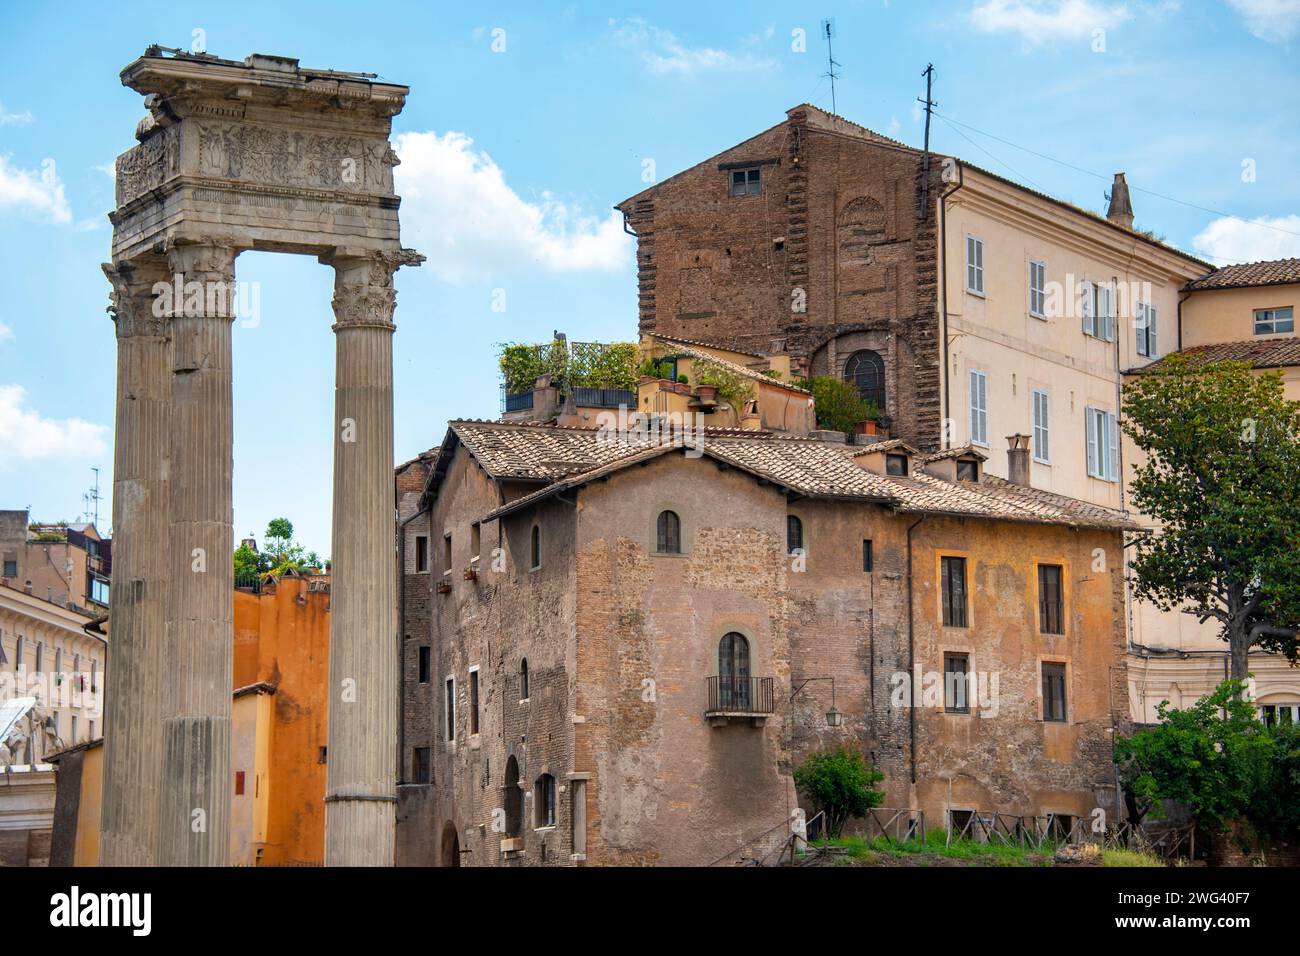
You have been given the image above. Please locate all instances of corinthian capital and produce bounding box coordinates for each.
[103,256,171,338]
[323,247,424,331]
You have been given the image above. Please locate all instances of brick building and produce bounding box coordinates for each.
[396,421,1133,866]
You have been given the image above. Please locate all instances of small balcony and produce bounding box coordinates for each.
[705,676,775,727]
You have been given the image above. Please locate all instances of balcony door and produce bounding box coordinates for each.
[719,632,751,710]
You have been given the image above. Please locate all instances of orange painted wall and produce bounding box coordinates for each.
[232,575,330,866]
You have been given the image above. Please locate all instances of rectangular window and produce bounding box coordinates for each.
[1032,389,1050,463]
[412,747,431,784]
[729,167,761,197]
[944,653,970,714]
[1097,283,1115,341]
[956,459,978,481]
[470,522,481,561]
[965,235,984,295]
[1038,564,1064,635]
[469,668,480,735]
[1136,302,1158,357]
[1085,406,1120,481]
[940,556,968,628]
[90,578,109,605]
[862,539,873,573]
[1254,306,1294,335]
[969,370,988,447]
[1042,662,1067,722]
[445,677,455,742]
[886,453,909,476]
[1028,259,1046,317]
[235,771,246,796]
[414,535,429,573]
[2,560,15,578]
[417,646,431,684]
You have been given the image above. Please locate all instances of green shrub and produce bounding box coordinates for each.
[808,376,879,434]
[793,745,885,838]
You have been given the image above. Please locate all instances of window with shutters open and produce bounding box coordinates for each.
[1085,407,1119,481]
[1032,389,1050,463]
[969,370,988,447]
[965,235,984,296]
[1136,302,1158,357]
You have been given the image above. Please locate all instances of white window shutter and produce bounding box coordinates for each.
[978,372,987,444]
[1103,286,1116,342]
[1085,407,1098,477]
[1148,306,1158,357]
[1081,281,1095,336]
[1107,412,1120,481]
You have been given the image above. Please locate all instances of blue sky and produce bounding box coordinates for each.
[1,0,1297,554]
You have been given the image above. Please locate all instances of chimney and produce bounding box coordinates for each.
[1006,434,1031,487]
[1107,172,1134,230]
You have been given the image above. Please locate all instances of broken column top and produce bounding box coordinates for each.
[120,46,410,127]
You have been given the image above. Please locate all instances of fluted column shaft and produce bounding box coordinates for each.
[100,256,172,866]
[324,252,402,866]
[157,241,237,867]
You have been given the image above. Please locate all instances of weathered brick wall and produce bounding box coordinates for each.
[403,442,1129,864]
[621,109,945,450]
[400,447,579,867]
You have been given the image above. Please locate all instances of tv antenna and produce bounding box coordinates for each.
[821,18,841,115]
[81,466,102,528]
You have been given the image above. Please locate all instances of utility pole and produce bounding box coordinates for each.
[822,18,840,115]
[918,63,938,220]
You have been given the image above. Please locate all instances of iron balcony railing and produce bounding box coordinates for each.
[504,390,535,413]
[569,387,637,409]
[706,676,775,715]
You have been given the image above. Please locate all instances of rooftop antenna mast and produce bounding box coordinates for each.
[821,18,840,115]
[82,466,102,527]
[918,63,938,220]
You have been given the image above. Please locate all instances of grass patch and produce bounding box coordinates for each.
[1102,847,1165,868]
[814,829,1053,867]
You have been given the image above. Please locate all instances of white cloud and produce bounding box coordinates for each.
[1192,214,1300,265]
[0,385,108,462]
[610,18,777,74]
[1227,0,1300,44]
[970,0,1133,41]
[0,155,72,224]
[393,131,631,282]
[0,321,12,342]
[0,101,34,125]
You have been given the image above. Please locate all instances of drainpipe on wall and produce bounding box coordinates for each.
[397,498,431,785]
[939,164,965,447]
[1176,290,1191,352]
[905,515,926,785]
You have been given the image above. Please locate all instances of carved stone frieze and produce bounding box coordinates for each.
[115,124,180,208]
[193,120,396,194]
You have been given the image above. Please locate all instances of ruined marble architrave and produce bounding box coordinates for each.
[102,50,421,868]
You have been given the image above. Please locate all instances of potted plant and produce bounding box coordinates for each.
[437,579,453,594]
[463,564,477,582]
[855,400,884,436]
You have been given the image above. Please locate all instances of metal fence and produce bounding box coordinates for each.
[569,387,637,409]
[705,676,775,714]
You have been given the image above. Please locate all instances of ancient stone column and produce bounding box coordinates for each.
[157,240,237,867]
[100,256,171,866]
[323,251,413,866]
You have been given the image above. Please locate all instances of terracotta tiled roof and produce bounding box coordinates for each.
[649,333,770,360]
[844,439,922,457]
[651,336,811,395]
[920,444,989,464]
[1183,258,1300,292]
[444,421,1134,530]
[1128,338,1300,374]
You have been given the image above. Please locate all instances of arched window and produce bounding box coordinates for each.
[845,349,886,412]
[718,632,751,710]
[504,756,522,837]
[519,658,529,701]
[786,515,803,555]
[535,773,556,828]
[656,510,681,554]
[530,525,541,570]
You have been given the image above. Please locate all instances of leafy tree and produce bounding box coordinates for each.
[1122,355,1300,683]
[793,745,885,838]
[808,376,878,435]
[232,517,324,578]
[1115,680,1273,834]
